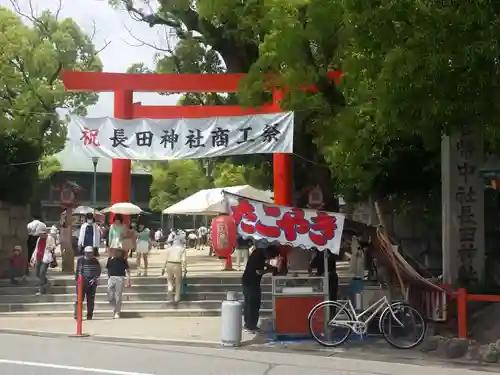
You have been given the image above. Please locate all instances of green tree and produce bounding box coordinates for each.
[0,2,103,156]
[321,1,500,202]
[211,159,269,189]
[149,160,212,211]
[38,155,61,181]
[0,132,41,205]
[113,0,343,209]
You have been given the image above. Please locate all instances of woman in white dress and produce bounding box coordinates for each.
[135,223,151,276]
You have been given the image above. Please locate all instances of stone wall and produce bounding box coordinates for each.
[345,193,500,282]
[0,202,30,278]
[345,199,442,271]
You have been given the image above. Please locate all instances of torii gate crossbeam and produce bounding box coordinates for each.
[62,71,342,211]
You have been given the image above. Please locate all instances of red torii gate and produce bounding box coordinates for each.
[62,71,341,212]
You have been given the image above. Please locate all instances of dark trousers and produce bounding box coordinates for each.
[329,273,339,302]
[243,284,261,330]
[26,235,38,275]
[74,279,97,318]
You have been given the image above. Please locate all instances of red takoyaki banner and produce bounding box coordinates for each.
[223,192,345,254]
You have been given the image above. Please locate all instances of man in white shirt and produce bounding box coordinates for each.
[154,229,162,247]
[166,229,175,246]
[161,231,187,302]
[197,225,208,250]
[26,215,45,275]
[77,213,101,257]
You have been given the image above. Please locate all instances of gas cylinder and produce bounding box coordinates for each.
[220,291,242,347]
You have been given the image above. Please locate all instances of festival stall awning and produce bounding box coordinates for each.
[223,192,345,254]
[162,185,273,216]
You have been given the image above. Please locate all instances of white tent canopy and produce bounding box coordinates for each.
[162,185,273,215]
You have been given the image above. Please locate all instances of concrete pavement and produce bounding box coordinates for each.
[0,332,495,375]
[0,316,259,345]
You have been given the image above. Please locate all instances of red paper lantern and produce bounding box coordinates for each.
[211,215,237,258]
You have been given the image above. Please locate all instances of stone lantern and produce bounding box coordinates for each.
[57,181,83,272]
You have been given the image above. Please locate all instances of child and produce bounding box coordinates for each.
[9,245,26,284]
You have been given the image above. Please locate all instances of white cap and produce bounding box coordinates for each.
[84,246,94,253]
[35,224,47,235]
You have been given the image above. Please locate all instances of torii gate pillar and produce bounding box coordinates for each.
[62,72,341,211]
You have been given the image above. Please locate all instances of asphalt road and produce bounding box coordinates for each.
[0,333,494,375]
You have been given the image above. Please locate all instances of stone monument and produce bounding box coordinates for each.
[441,124,485,285]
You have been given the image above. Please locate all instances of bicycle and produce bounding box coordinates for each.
[308,295,427,349]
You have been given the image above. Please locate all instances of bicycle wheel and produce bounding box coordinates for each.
[308,301,353,347]
[379,302,427,349]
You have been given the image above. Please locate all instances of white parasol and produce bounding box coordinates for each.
[73,206,96,215]
[100,202,143,215]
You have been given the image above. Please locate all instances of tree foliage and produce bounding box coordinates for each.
[38,155,61,181]
[0,2,103,155]
[322,1,500,201]
[0,2,103,205]
[149,160,212,211]
[0,133,41,205]
[211,159,268,189]
[114,0,500,206]
[112,0,339,208]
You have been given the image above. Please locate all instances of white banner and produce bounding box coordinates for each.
[67,112,293,160]
[223,192,345,254]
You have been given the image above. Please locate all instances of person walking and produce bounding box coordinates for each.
[154,228,163,248]
[161,230,187,303]
[30,225,56,295]
[197,225,208,250]
[74,246,101,320]
[135,223,151,276]
[26,215,44,276]
[106,249,131,319]
[166,229,175,246]
[241,245,279,332]
[78,213,101,257]
[108,214,125,254]
[235,236,251,271]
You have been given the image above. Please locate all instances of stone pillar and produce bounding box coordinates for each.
[441,125,485,285]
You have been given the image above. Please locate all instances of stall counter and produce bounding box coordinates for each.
[272,275,326,338]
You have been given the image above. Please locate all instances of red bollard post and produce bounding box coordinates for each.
[457,288,468,339]
[69,275,89,338]
[224,254,233,270]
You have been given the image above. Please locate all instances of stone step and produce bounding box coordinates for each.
[0,309,273,318]
[0,283,272,295]
[0,299,273,313]
[0,275,266,287]
[0,291,273,303]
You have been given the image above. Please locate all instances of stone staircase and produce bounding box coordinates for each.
[0,247,351,318]
[0,275,273,317]
[0,248,273,318]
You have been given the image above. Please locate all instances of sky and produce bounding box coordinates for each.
[1,0,179,116]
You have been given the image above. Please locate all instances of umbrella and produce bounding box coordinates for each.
[101,202,143,215]
[72,206,95,215]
